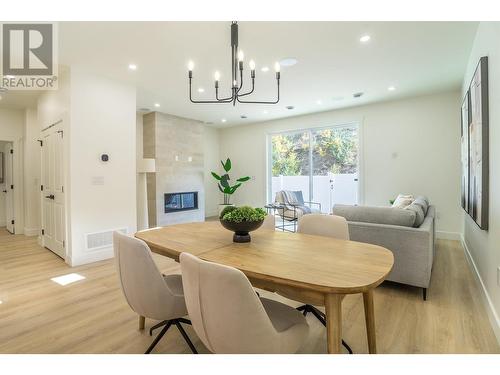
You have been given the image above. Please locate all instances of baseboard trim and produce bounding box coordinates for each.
[24,227,40,237]
[70,247,114,267]
[436,231,462,240]
[461,235,500,345]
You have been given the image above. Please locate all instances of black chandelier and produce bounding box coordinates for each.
[188,21,280,106]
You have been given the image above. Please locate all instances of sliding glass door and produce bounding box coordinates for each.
[269,124,360,213]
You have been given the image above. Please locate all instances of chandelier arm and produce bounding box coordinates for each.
[216,87,234,102]
[236,80,280,104]
[236,69,244,94]
[189,81,233,103]
[236,78,255,97]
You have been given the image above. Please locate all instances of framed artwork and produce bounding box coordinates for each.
[461,56,489,230]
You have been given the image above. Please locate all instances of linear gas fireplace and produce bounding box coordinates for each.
[164,191,198,213]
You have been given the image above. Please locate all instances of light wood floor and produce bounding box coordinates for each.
[0,228,498,354]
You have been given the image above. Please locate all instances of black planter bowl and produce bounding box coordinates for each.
[220,219,264,243]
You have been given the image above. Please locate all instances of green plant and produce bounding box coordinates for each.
[219,205,237,219]
[211,158,250,205]
[221,206,266,223]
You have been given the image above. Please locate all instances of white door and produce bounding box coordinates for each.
[41,129,65,259]
[5,144,14,234]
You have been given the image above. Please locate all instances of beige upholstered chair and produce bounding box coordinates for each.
[113,232,198,354]
[180,252,309,353]
[297,213,349,240]
[261,213,276,231]
[293,214,353,353]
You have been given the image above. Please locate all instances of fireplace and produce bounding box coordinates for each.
[164,191,198,213]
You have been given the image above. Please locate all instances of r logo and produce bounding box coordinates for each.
[2,23,53,76]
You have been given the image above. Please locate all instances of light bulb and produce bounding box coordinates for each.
[274,62,281,72]
[214,71,220,81]
[249,60,256,70]
[188,60,194,71]
[237,50,244,62]
[233,79,237,87]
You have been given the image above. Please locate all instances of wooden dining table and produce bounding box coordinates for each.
[135,221,394,354]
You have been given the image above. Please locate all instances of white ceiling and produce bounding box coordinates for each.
[1,22,478,127]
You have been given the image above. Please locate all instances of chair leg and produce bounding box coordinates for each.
[423,288,427,301]
[149,320,169,336]
[145,321,172,354]
[174,321,198,354]
[300,304,354,354]
[139,316,145,330]
[177,317,192,325]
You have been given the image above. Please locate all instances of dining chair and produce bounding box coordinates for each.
[179,252,310,353]
[293,213,353,354]
[113,232,198,354]
[261,213,276,230]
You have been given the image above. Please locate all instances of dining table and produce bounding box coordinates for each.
[135,221,394,354]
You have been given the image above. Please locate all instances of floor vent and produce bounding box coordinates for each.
[85,228,127,251]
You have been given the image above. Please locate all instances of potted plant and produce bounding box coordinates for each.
[219,206,267,243]
[211,158,250,215]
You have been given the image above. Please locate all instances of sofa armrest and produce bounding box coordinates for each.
[347,216,434,288]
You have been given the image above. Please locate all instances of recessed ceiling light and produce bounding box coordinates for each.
[353,92,364,98]
[388,86,396,91]
[154,103,160,107]
[279,58,298,67]
[261,66,269,72]
[316,100,323,105]
[240,115,247,119]
[198,87,205,93]
[286,106,294,110]
[359,35,371,43]
[128,64,137,71]
[221,118,227,123]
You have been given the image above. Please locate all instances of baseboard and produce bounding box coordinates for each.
[70,247,114,267]
[461,235,500,345]
[436,231,462,240]
[24,227,40,237]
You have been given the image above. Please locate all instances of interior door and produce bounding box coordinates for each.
[5,144,14,234]
[41,129,65,259]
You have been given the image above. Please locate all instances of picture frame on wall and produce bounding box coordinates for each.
[461,56,489,230]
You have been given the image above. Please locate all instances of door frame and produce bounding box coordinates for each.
[266,121,364,207]
[40,116,68,261]
[0,137,24,234]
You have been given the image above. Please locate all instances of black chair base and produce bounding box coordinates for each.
[145,318,198,354]
[297,304,353,354]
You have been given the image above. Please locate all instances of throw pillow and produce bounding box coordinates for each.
[392,194,414,209]
[405,203,425,227]
[413,196,429,215]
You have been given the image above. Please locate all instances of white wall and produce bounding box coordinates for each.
[219,90,462,235]
[68,67,137,266]
[203,126,220,217]
[461,22,500,343]
[23,108,41,236]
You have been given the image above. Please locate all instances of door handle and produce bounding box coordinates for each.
[45,194,55,200]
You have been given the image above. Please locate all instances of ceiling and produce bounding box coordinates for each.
[1,22,478,127]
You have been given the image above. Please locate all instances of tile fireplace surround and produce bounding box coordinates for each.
[143,112,205,226]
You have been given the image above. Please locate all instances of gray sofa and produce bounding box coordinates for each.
[332,200,435,300]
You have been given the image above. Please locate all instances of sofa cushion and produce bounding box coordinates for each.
[332,204,416,227]
[392,194,414,209]
[413,196,429,215]
[405,202,425,227]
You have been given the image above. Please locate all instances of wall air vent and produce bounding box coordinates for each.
[85,228,127,251]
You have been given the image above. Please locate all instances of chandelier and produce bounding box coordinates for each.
[188,21,280,106]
